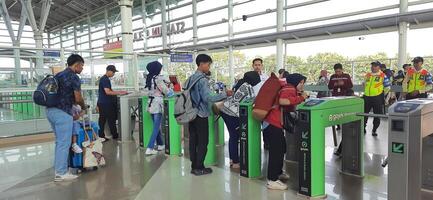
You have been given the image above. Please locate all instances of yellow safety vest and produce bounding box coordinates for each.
[407,68,429,93]
[364,71,385,97]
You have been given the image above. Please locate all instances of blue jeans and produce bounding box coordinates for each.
[221,112,240,164]
[147,113,164,149]
[72,121,80,136]
[46,108,73,175]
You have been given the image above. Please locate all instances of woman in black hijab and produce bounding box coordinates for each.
[220,71,261,169]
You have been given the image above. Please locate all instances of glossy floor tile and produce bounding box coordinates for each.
[1,120,432,200]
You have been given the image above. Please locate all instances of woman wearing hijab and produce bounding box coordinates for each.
[145,61,174,155]
[220,71,261,169]
[263,73,309,190]
[317,70,330,98]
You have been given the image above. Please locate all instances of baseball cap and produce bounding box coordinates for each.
[371,61,381,66]
[106,65,118,72]
[412,56,424,63]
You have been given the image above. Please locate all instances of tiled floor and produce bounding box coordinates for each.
[1,119,432,200]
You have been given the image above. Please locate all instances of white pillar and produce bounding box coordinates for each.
[161,0,168,66]
[398,0,408,68]
[228,0,234,86]
[13,42,22,85]
[192,0,198,71]
[118,0,135,86]
[276,0,284,72]
[141,0,148,51]
[34,31,44,69]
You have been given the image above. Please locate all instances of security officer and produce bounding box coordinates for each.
[403,57,432,99]
[364,61,390,136]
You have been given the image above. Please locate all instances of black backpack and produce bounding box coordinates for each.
[33,75,60,107]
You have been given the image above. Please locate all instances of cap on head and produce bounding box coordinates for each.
[412,56,424,63]
[67,54,84,66]
[370,61,381,67]
[106,65,118,72]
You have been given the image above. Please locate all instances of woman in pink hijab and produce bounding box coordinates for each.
[317,69,330,98]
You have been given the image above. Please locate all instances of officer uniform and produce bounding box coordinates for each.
[364,65,390,136]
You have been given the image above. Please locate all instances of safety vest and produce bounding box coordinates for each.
[407,68,429,93]
[364,71,385,97]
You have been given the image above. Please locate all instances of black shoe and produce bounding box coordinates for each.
[112,135,119,140]
[372,132,378,137]
[264,143,270,150]
[203,167,213,174]
[192,168,212,176]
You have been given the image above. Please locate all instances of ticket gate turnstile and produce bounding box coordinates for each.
[388,99,433,200]
[162,97,182,155]
[138,96,153,148]
[118,93,142,142]
[296,97,364,198]
[239,98,262,178]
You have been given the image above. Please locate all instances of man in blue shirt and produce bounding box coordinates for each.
[47,54,85,182]
[186,54,232,176]
[97,65,127,140]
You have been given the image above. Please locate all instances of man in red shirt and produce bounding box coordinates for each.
[263,73,308,190]
[328,63,353,97]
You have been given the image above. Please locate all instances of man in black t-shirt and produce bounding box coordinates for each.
[97,65,127,140]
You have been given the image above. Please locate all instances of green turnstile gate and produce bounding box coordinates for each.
[139,96,153,148]
[162,97,182,155]
[388,99,433,200]
[139,96,182,155]
[296,97,364,198]
[239,98,262,178]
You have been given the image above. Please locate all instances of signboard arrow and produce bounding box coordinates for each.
[392,142,404,154]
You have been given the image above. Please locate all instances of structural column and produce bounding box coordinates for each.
[398,0,408,68]
[141,0,148,51]
[161,0,169,66]
[276,0,284,72]
[118,0,135,86]
[228,0,234,86]
[192,0,198,71]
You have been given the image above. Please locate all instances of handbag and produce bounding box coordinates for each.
[82,124,106,168]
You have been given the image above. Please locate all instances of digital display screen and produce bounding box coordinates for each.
[304,99,325,107]
[394,103,420,113]
[391,120,404,132]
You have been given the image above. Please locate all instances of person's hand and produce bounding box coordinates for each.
[73,114,80,121]
[301,92,309,99]
[95,106,99,113]
[226,90,234,97]
[119,91,128,95]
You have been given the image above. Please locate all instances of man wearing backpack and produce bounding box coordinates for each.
[46,54,86,182]
[186,54,232,176]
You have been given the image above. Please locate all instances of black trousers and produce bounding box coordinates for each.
[264,124,286,181]
[364,94,384,132]
[189,116,209,170]
[98,103,119,139]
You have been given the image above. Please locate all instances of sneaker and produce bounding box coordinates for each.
[145,148,158,155]
[192,168,212,176]
[267,180,288,190]
[203,167,213,174]
[278,173,290,181]
[71,143,83,154]
[372,131,378,137]
[157,145,165,151]
[231,163,240,169]
[54,173,78,182]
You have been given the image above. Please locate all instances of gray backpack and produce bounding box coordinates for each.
[174,76,204,124]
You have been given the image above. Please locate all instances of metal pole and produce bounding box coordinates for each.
[192,0,198,71]
[276,0,284,72]
[13,41,22,85]
[398,0,408,68]
[161,0,168,66]
[228,0,234,86]
[141,0,148,51]
[73,22,78,50]
[87,16,95,86]
[104,8,109,40]
[119,0,135,86]
[284,0,287,70]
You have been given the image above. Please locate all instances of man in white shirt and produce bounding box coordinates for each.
[251,58,269,94]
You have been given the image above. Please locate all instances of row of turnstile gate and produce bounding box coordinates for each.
[118,93,433,199]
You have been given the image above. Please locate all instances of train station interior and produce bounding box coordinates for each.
[1,0,433,199]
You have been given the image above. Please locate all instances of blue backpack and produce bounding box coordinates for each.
[33,75,60,107]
